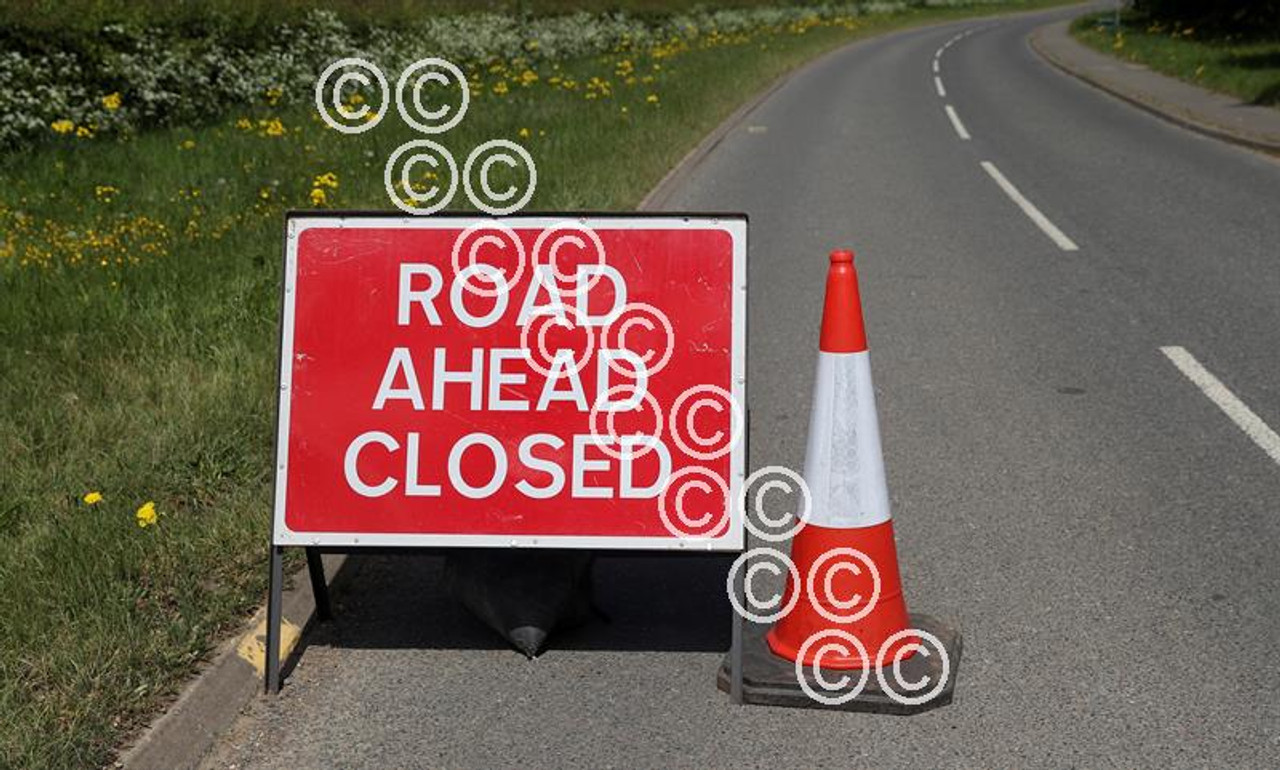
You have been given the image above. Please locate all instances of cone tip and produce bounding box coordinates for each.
[819,248,867,353]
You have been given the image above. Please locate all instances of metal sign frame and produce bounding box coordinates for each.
[266,211,749,699]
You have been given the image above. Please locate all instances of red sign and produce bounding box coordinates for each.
[273,214,746,549]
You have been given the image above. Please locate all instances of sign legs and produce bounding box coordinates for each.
[265,545,284,694]
[264,546,334,694]
[305,547,332,621]
[729,561,745,704]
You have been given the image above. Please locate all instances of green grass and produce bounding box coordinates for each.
[0,2,1064,767]
[1072,12,1280,107]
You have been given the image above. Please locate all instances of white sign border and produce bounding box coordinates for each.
[272,213,747,551]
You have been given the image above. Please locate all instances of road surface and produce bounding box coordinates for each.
[208,5,1280,767]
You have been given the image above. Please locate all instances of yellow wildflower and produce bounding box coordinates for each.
[313,172,339,189]
[493,81,509,96]
[179,139,196,150]
[235,118,253,131]
[101,92,122,111]
[135,501,158,528]
[76,125,95,138]
[265,86,284,105]
[95,185,119,202]
[261,118,286,136]
[646,93,660,104]
[51,119,75,134]
[518,127,530,138]
[259,187,273,200]
[83,491,104,505]
[310,188,327,206]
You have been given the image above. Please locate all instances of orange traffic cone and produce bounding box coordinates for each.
[718,247,959,713]
[765,249,915,669]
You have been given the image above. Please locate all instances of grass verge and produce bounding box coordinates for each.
[0,2,1062,767]
[1071,13,1280,107]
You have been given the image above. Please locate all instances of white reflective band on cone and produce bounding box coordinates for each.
[802,350,891,529]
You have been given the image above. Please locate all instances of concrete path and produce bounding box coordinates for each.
[1032,19,1280,152]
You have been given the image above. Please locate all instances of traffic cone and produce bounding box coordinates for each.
[717,247,960,713]
[765,249,915,669]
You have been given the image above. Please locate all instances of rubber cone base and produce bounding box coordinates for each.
[717,613,961,715]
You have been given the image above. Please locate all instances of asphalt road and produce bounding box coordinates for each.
[207,6,1280,767]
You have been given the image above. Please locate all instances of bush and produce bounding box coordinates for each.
[0,3,954,152]
[1133,0,1280,37]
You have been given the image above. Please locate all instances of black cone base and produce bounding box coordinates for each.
[444,550,595,659]
[717,613,961,715]
[507,626,549,659]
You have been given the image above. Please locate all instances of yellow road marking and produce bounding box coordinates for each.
[236,617,302,676]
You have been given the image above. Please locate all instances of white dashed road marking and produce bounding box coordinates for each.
[945,104,971,140]
[980,161,1079,251]
[1161,346,1280,466]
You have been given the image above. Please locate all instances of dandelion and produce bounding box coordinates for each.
[493,81,510,96]
[135,501,158,528]
[259,187,273,200]
[76,126,94,138]
[313,172,340,194]
[51,119,75,134]
[235,118,253,131]
[179,139,196,150]
[646,93,660,104]
[261,118,286,137]
[83,491,103,505]
[518,127,530,138]
[310,188,327,206]
[101,92,122,111]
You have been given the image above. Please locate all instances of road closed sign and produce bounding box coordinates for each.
[273,214,746,549]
